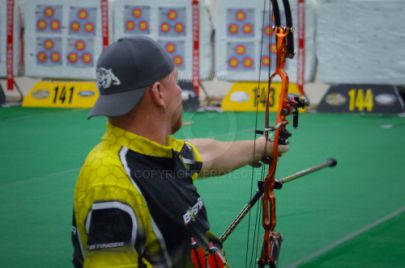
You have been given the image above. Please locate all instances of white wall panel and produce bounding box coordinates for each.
[24,0,108,79]
[317,0,405,84]
[215,0,317,82]
[112,0,214,81]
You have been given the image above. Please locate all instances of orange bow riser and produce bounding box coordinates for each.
[259,0,303,267]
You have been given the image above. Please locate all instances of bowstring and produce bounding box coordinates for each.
[246,0,274,267]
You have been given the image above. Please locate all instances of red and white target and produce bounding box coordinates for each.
[66,38,94,67]
[226,8,254,38]
[159,40,185,70]
[226,42,255,71]
[124,6,150,34]
[158,7,187,37]
[69,7,97,36]
[36,5,63,34]
[36,37,63,66]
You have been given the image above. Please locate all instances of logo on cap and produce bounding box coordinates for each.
[96,67,121,90]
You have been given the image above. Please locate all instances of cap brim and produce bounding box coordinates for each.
[88,87,147,119]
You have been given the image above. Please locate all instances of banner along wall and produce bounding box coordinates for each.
[0,0,21,78]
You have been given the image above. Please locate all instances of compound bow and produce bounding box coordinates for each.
[219,1,337,268]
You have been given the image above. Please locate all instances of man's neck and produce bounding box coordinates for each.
[109,113,170,146]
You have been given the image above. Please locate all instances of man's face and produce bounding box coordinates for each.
[161,68,183,134]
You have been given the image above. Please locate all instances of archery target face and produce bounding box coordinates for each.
[36,37,63,66]
[66,38,94,67]
[158,7,187,37]
[159,40,185,70]
[227,42,255,71]
[69,6,97,36]
[124,5,151,34]
[226,8,255,38]
[36,5,63,34]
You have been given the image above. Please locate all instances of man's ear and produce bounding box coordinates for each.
[150,82,166,108]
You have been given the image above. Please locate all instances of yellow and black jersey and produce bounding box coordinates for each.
[72,123,209,268]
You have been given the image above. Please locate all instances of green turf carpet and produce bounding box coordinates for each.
[0,107,404,267]
[299,210,405,268]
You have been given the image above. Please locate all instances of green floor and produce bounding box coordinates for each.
[0,107,404,267]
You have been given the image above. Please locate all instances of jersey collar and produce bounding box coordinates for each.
[103,123,185,158]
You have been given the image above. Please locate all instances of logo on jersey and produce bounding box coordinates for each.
[183,198,204,224]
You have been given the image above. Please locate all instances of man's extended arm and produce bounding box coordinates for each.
[188,137,288,177]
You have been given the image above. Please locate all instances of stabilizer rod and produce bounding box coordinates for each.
[219,158,337,243]
[275,158,337,189]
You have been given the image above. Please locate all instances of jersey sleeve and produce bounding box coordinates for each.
[73,161,169,267]
[184,141,203,180]
[86,201,137,251]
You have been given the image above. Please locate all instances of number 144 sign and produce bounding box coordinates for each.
[317,84,405,114]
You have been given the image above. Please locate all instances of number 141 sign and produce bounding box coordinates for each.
[23,81,99,108]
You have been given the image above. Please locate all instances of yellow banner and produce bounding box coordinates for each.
[23,81,98,108]
[221,82,305,112]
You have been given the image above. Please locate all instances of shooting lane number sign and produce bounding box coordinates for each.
[221,82,306,112]
[23,81,98,108]
[317,84,405,114]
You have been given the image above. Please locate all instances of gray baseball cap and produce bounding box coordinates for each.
[88,36,174,118]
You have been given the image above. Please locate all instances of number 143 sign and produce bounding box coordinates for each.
[221,82,306,112]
